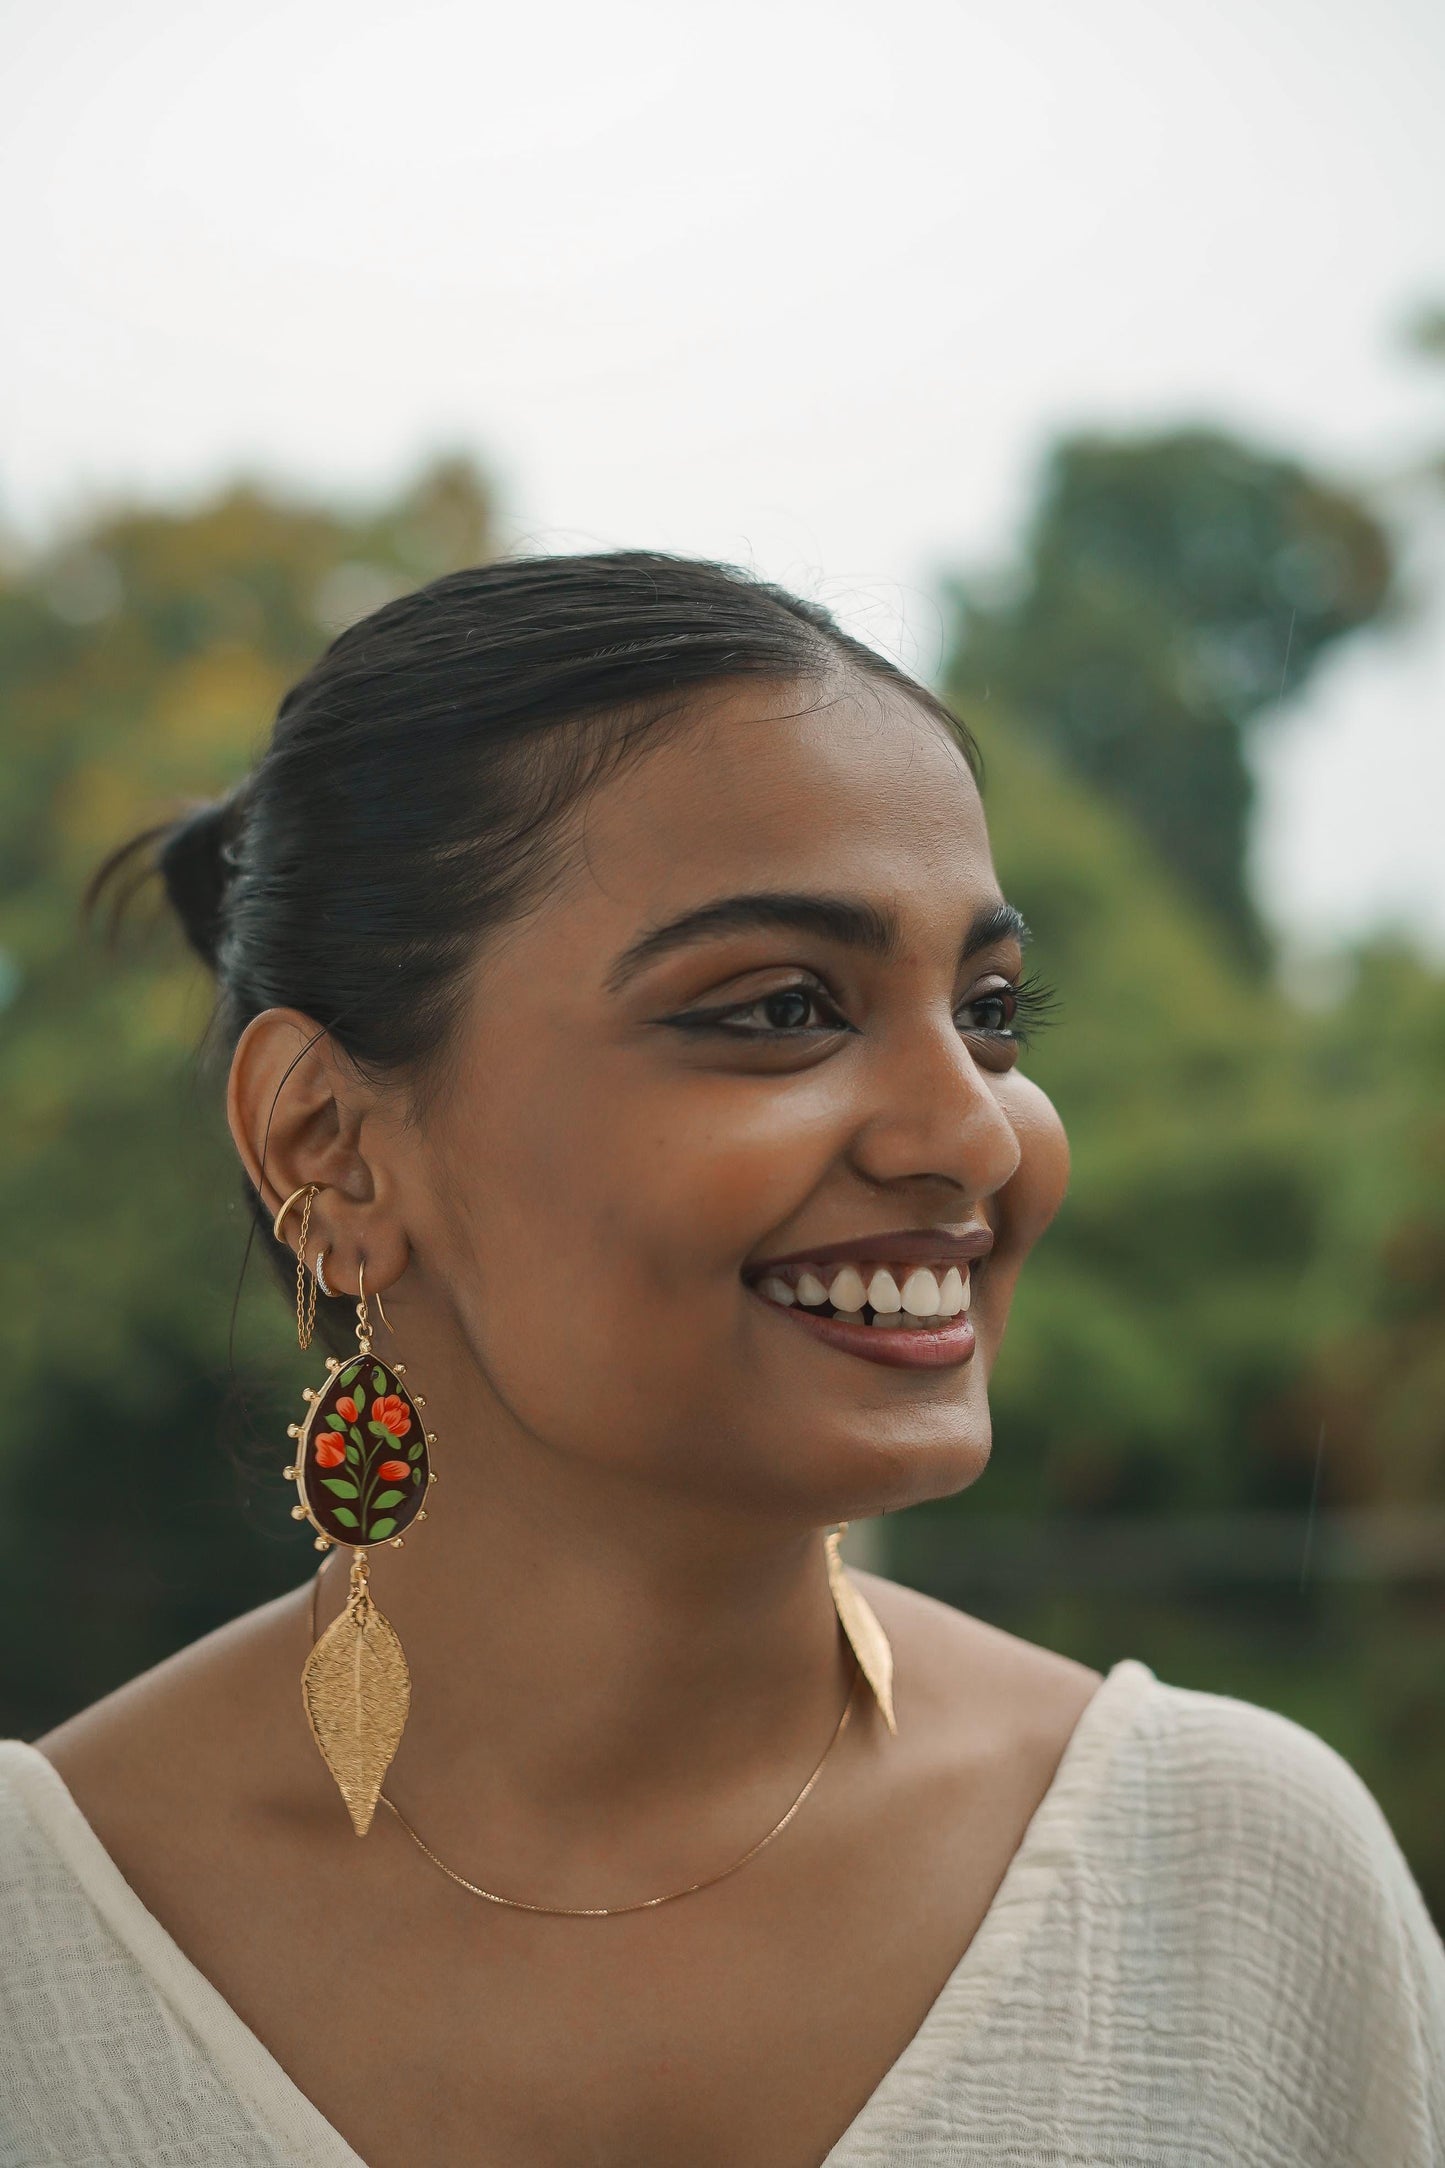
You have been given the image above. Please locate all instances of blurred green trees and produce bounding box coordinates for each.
[0,433,1440,1921]
[946,429,1393,968]
[890,428,1445,1914]
[0,458,497,1731]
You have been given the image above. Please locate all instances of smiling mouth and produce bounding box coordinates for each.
[744,1256,978,1329]
[740,1256,982,1369]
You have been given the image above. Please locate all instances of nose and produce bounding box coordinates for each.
[846,1002,1022,1200]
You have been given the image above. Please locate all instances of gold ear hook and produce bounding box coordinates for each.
[357,1256,393,1339]
[360,1256,393,1333]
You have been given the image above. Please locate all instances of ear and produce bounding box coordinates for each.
[226,1007,410,1299]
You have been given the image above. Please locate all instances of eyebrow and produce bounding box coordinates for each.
[603,890,1032,994]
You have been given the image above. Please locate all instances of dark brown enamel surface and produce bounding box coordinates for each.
[300,1355,430,1547]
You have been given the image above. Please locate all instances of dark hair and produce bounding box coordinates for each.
[85,549,984,1349]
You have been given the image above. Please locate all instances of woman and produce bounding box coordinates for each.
[1,553,1440,2167]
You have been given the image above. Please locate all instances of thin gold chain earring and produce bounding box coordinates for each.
[281,1180,320,1348]
[272,1185,439,1834]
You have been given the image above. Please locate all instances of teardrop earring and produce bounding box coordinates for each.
[271,1188,440,1834]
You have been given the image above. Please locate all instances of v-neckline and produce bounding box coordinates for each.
[7,1656,1156,2168]
[821,1655,1156,2162]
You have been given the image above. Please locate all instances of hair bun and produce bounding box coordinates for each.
[156,786,248,973]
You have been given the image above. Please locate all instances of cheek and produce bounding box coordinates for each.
[978,1073,1070,1321]
[492,1066,838,1297]
[443,1065,836,1458]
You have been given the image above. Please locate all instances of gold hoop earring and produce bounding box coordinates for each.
[282,1251,439,1834]
[273,1182,322,1350]
[271,1182,315,1244]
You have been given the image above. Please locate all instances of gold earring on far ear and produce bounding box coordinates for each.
[826,1523,897,1735]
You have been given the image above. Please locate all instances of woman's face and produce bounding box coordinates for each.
[397,672,1070,1525]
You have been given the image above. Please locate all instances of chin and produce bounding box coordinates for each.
[748,1413,994,1527]
[846,1432,993,1522]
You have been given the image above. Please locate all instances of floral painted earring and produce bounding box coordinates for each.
[271,1183,439,1834]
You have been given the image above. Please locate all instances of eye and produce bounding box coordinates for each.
[758,984,836,1031]
[666,979,850,1037]
[958,970,1061,1048]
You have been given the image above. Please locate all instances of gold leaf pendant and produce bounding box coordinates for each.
[302,1551,411,1834]
[825,1527,898,1735]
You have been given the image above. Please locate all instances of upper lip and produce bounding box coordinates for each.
[743,1225,994,1279]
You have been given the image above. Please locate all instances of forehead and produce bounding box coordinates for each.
[564,674,991,916]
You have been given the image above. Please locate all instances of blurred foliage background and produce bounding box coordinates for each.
[1,403,1442,1926]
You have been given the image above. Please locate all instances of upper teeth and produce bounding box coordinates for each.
[755,1262,972,1317]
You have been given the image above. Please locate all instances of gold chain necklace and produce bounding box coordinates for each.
[308,1565,858,1918]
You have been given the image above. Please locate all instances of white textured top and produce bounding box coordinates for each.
[1,1657,1442,2166]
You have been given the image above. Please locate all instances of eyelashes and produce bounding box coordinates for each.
[968,968,1062,1048]
[670,968,1062,1049]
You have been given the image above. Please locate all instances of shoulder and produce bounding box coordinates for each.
[0,1735,139,2067]
[1126,1670,1427,1895]
[0,1737,69,1900]
[868,1608,1445,2159]
[26,1580,324,1877]
[854,1572,1107,1809]
[0,1733,289,2160]
[866,1574,1443,1998]
[0,1730,135,1972]
[1104,1672,1445,2045]
[859,1572,1103,1720]
[1,1588,333,2075]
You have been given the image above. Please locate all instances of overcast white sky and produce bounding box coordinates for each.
[6,0,1443,965]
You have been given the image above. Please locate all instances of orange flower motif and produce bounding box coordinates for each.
[314,1432,347,1468]
[335,1396,358,1424]
[372,1394,411,1438]
[377,1458,410,1482]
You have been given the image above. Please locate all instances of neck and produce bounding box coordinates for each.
[309,1417,858,1869]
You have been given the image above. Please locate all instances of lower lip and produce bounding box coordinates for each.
[749,1289,978,1369]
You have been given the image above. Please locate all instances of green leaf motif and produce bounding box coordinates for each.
[371,1366,386,1397]
[407,1439,423,1461]
[345,1443,361,1466]
[368,1517,397,1541]
[332,1507,360,1528]
[322,1477,359,1498]
[338,1363,360,1388]
[410,1467,422,1484]
[371,1488,405,1509]
[367,1420,394,1441]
